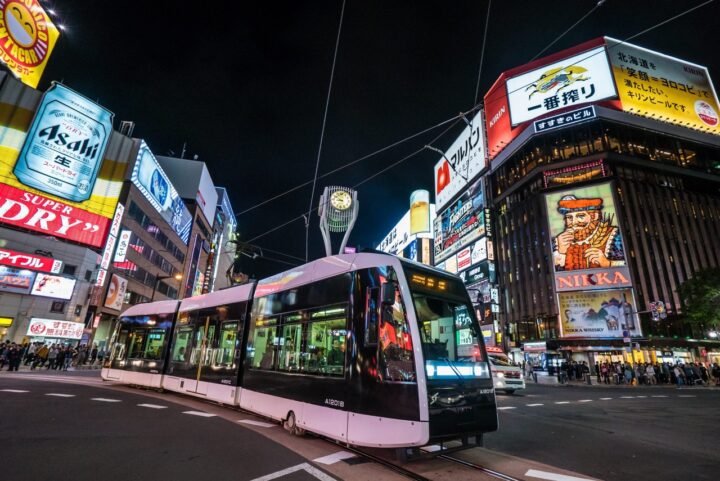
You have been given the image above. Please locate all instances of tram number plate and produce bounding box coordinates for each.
[325,398,345,408]
[478,388,494,395]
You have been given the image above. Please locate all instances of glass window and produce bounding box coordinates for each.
[278,323,303,372]
[364,287,379,345]
[173,328,192,362]
[379,286,416,382]
[215,322,238,367]
[250,318,278,370]
[414,296,482,362]
[202,324,216,366]
[307,307,347,376]
[128,330,146,359]
[110,329,129,362]
[144,329,166,360]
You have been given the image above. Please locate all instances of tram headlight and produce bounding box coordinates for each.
[426,363,436,377]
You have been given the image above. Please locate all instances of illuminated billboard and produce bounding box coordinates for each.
[606,37,720,135]
[0,247,61,273]
[31,273,76,300]
[433,178,485,263]
[27,318,84,340]
[433,110,485,211]
[14,84,114,202]
[558,288,641,338]
[104,274,127,311]
[0,265,35,294]
[131,140,192,244]
[507,46,616,126]
[0,0,60,88]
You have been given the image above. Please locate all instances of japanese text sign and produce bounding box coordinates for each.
[26,318,84,339]
[0,247,61,273]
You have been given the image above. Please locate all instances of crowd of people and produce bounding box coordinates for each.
[592,360,720,387]
[0,340,105,371]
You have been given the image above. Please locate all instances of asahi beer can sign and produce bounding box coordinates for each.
[13,83,113,202]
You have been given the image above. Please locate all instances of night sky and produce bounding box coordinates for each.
[39,1,720,278]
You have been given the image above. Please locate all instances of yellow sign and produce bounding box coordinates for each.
[0,316,12,326]
[0,0,60,88]
[607,37,720,135]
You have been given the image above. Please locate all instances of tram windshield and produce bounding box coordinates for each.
[404,265,490,380]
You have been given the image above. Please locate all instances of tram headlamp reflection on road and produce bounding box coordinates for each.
[425,360,490,379]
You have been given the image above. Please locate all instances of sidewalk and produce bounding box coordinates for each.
[529,372,720,389]
[0,363,102,374]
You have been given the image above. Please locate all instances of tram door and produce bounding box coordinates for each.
[187,313,215,395]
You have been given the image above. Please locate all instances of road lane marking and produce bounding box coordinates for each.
[635,395,647,398]
[238,419,276,427]
[527,403,544,407]
[138,403,167,409]
[1,389,29,393]
[313,451,356,465]
[91,398,121,402]
[182,411,216,417]
[578,399,592,403]
[555,401,570,404]
[599,397,612,400]
[497,406,517,410]
[45,393,75,397]
[620,396,635,399]
[678,395,696,398]
[526,468,595,481]
[651,395,668,398]
[249,462,335,481]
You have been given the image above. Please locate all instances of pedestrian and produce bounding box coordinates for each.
[7,343,22,371]
[46,344,59,370]
[595,362,601,383]
[24,342,37,365]
[645,364,657,385]
[673,365,684,387]
[712,363,720,386]
[63,346,74,371]
[0,340,10,369]
[90,344,98,365]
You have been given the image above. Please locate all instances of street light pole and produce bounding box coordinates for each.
[150,273,182,302]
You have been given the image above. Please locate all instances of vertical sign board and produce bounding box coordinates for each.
[433,178,485,264]
[131,140,192,244]
[96,203,124,288]
[0,0,60,88]
[433,110,485,211]
[103,274,127,311]
[544,182,640,337]
[113,230,132,262]
[606,37,720,135]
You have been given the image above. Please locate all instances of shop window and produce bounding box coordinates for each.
[62,265,77,276]
[50,301,65,313]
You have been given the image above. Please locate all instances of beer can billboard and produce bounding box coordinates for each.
[606,37,720,135]
[0,83,126,248]
[0,0,60,88]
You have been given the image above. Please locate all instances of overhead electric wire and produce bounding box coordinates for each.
[473,0,492,106]
[242,0,715,254]
[306,0,347,262]
[529,1,605,62]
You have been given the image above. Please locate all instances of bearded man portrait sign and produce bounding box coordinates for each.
[545,183,626,272]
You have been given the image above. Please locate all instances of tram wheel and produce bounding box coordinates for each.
[283,411,305,436]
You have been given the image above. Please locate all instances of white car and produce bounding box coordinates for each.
[488,353,525,394]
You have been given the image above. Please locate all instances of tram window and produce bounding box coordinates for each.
[111,329,129,362]
[144,329,166,360]
[278,323,304,372]
[413,295,482,362]
[203,324,216,366]
[251,318,278,370]
[306,310,347,376]
[128,330,146,359]
[172,328,192,362]
[379,289,415,382]
[364,287,379,346]
[215,322,238,367]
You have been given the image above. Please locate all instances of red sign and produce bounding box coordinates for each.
[0,247,62,273]
[486,346,504,354]
[0,183,109,248]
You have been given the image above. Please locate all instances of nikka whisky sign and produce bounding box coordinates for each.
[555,266,632,292]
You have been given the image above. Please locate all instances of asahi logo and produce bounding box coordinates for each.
[488,106,506,128]
[38,124,101,160]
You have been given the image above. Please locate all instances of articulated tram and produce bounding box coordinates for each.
[102,253,498,448]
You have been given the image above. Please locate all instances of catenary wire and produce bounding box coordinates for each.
[306,0,347,262]
[473,0,492,106]
[529,1,605,62]
[241,1,715,253]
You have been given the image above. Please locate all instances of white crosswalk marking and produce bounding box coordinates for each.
[182,411,216,417]
[238,419,276,427]
[313,450,356,465]
[578,399,592,403]
[497,406,517,410]
[46,393,75,398]
[527,403,544,407]
[138,403,167,409]
[678,395,696,398]
[599,397,612,400]
[555,401,570,404]
[635,395,647,398]
[91,398,121,402]
[651,395,668,398]
[1,389,29,393]
[620,396,635,399]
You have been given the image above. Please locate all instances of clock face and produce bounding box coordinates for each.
[330,190,352,211]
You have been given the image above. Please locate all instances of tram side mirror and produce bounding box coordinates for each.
[381,281,396,306]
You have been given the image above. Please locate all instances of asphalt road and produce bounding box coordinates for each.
[488,383,720,481]
[0,376,327,481]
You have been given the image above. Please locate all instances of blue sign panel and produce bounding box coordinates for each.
[131,140,192,244]
[0,266,36,295]
[13,83,114,202]
[533,106,596,133]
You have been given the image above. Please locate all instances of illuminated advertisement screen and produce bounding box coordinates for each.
[131,140,192,244]
[26,318,84,339]
[433,110,485,211]
[0,265,35,294]
[31,273,76,300]
[104,274,127,311]
[433,178,485,264]
[14,84,114,202]
[606,37,720,135]
[558,288,641,338]
[0,0,60,88]
[544,182,626,274]
[0,84,126,248]
[506,46,616,126]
